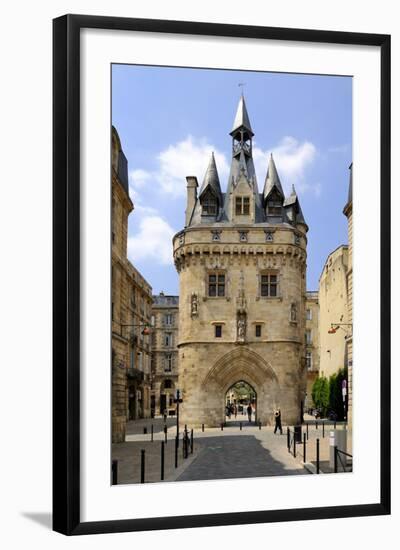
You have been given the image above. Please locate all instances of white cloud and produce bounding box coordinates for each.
[128,215,176,266]
[328,144,350,153]
[131,136,230,198]
[253,136,318,195]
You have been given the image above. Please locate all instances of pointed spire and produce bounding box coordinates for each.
[230,95,254,137]
[283,184,307,225]
[199,152,222,200]
[263,153,284,199]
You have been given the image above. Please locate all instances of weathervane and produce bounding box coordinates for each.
[238,82,246,93]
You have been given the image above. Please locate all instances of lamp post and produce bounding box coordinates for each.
[174,389,183,442]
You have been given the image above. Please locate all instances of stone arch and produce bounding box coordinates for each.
[203,347,279,394]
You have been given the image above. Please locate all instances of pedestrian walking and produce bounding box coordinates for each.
[274,409,283,434]
[247,404,252,422]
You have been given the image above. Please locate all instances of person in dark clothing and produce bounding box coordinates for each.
[274,409,283,434]
[247,404,252,422]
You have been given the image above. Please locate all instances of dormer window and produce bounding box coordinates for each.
[235,196,250,215]
[202,190,217,216]
[267,197,282,216]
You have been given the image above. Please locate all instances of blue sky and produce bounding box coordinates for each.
[112,64,352,295]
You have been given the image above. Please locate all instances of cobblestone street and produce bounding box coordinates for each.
[113,419,309,484]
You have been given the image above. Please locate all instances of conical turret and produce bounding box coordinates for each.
[284,184,307,226]
[199,152,222,201]
[263,154,284,200]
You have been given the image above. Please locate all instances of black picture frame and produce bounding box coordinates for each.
[53,14,391,535]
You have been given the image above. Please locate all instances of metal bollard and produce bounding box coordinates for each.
[316,438,320,474]
[221,423,223,431]
[190,429,194,454]
[240,422,242,431]
[175,436,178,468]
[306,423,309,440]
[322,422,325,438]
[259,421,262,430]
[143,427,147,435]
[140,449,145,483]
[112,459,118,485]
[184,433,189,459]
[334,445,338,473]
[161,441,165,480]
[293,433,296,458]
[303,433,307,463]
[202,423,204,432]
[316,420,318,430]
[151,424,154,442]
[287,427,290,452]
[334,420,337,429]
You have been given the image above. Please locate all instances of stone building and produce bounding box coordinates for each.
[173,96,308,427]
[150,293,179,416]
[318,245,349,379]
[305,290,320,408]
[111,126,152,443]
[126,262,153,422]
[343,163,353,421]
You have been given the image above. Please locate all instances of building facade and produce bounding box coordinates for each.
[305,291,320,408]
[111,126,152,443]
[173,96,308,427]
[318,245,349,379]
[343,164,353,421]
[150,293,179,416]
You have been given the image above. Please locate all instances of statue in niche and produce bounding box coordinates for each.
[237,270,247,313]
[190,293,198,318]
[290,303,297,323]
[237,314,246,343]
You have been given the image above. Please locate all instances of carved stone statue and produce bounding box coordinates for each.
[237,314,246,343]
[191,293,198,317]
[290,303,297,323]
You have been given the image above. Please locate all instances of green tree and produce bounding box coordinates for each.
[328,367,348,420]
[311,376,329,414]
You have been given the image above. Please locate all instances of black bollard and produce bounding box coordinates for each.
[190,429,194,454]
[164,425,167,444]
[303,433,307,463]
[322,422,325,438]
[184,432,189,459]
[334,445,338,473]
[293,432,296,458]
[334,420,337,429]
[316,420,318,430]
[143,427,147,435]
[306,423,309,440]
[316,438,320,474]
[140,449,145,483]
[112,459,118,485]
[259,421,262,430]
[221,423,223,431]
[175,436,178,468]
[287,427,290,452]
[202,423,204,432]
[151,424,154,442]
[240,422,242,431]
[161,441,165,481]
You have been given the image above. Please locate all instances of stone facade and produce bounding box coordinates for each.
[111,127,152,443]
[150,293,179,416]
[343,164,353,422]
[318,245,349,379]
[305,290,320,408]
[173,96,308,427]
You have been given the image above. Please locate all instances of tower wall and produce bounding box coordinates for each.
[173,225,307,426]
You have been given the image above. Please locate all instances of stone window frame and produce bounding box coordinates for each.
[207,270,226,298]
[235,195,251,216]
[305,329,312,345]
[164,332,172,347]
[163,312,174,326]
[306,308,312,321]
[215,324,223,338]
[164,353,173,372]
[258,269,280,299]
[255,324,262,337]
[306,351,312,370]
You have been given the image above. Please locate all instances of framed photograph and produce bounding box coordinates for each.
[53,14,391,535]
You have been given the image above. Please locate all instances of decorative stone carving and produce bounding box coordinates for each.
[211,230,221,241]
[237,313,246,343]
[190,293,199,318]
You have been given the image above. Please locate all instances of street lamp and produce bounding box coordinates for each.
[328,323,352,335]
[174,388,183,441]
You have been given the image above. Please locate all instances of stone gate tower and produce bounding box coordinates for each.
[173,96,308,426]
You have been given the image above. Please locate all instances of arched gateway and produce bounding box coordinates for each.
[173,95,308,428]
